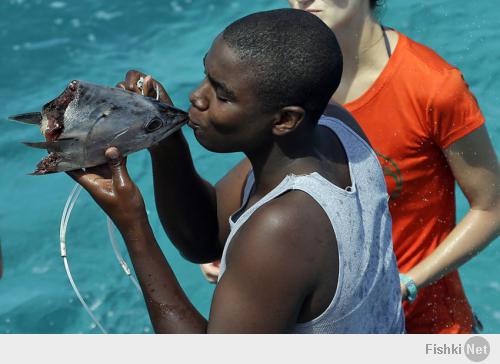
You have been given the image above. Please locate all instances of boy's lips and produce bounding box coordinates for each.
[187,117,200,129]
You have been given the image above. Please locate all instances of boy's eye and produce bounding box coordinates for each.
[216,94,229,102]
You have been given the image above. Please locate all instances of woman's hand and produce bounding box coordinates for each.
[67,147,147,232]
[200,260,221,284]
[400,282,408,301]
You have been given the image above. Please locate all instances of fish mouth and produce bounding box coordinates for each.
[177,115,190,126]
[171,114,190,131]
[158,117,188,142]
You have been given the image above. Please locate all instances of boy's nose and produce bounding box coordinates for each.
[189,81,209,111]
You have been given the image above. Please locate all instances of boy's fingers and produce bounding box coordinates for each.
[156,82,173,105]
[143,75,154,97]
[105,147,131,188]
[125,70,146,93]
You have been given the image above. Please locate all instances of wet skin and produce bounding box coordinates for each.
[70,36,367,333]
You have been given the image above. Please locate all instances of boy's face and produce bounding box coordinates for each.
[188,35,276,153]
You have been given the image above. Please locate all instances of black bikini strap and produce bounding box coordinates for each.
[381,25,392,58]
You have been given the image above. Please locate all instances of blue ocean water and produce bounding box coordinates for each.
[0,0,498,334]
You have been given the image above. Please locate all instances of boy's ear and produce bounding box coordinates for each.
[272,106,306,136]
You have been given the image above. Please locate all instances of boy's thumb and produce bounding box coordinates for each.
[105,147,129,187]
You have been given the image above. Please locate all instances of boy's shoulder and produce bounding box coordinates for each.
[228,189,336,272]
[322,103,371,146]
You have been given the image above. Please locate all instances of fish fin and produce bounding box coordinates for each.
[22,138,78,152]
[29,170,53,176]
[30,152,78,175]
[9,112,42,125]
[23,141,58,150]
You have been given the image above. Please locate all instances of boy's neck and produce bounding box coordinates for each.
[245,131,322,198]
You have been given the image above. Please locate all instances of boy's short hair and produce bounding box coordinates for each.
[222,8,343,123]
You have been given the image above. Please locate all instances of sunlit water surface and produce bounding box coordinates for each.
[0,0,498,333]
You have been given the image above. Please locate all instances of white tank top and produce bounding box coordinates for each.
[217,116,405,333]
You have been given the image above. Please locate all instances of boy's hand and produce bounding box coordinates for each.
[116,70,183,151]
[116,70,173,105]
[67,147,148,232]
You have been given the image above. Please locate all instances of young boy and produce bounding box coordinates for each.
[70,9,404,333]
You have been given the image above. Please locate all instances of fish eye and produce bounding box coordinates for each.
[145,117,163,132]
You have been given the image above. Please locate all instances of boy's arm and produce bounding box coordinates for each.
[149,131,251,263]
[207,197,321,333]
[149,132,221,263]
[119,71,250,263]
[70,152,317,333]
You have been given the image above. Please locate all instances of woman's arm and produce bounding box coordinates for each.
[403,126,500,296]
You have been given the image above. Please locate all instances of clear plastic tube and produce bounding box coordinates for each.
[106,217,142,293]
[63,257,108,334]
[60,183,143,333]
[60,184,107,333]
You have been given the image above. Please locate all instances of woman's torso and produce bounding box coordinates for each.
[339,30,484,332]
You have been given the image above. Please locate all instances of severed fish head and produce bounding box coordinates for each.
[9,80,188,175]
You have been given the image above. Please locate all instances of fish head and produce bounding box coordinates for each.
[63,81,188,155]
[10,80,188,174]
[100,99,189,152]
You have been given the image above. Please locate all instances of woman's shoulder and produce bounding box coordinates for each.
[396,31,456,75]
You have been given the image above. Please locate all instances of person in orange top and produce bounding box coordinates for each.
[336,31,487,334]
[200,0,500,333]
